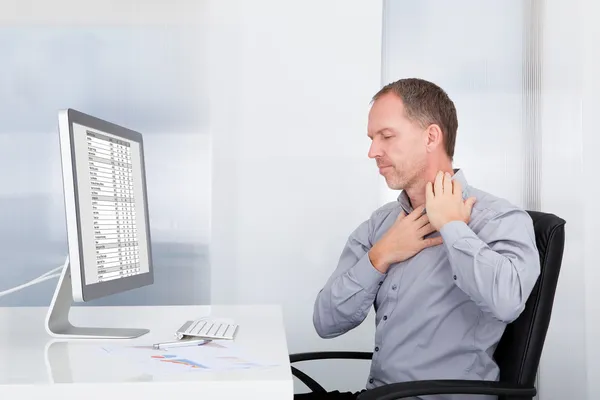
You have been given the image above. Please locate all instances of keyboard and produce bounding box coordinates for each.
[175,318,239,340]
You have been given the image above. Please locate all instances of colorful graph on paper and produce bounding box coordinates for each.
[150,354,209,369]
[100,340,277,374]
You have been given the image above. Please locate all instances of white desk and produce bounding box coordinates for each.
[0,305,293,399]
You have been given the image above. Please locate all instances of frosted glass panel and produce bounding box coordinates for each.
[0,25,210,306]
[381,0,530,208]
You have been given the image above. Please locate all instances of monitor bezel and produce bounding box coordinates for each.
[58,108,154,302]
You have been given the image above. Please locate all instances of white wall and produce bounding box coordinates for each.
[583,0,600,398]
[537,0,587,398]
[542,0,600,399]
[207,0,384,393]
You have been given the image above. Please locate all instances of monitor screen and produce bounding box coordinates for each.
[59,109,153,302]
[72,123,150,284]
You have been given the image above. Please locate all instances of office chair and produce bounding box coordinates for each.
[291,210,566,400]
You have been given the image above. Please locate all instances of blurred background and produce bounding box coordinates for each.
[1,0,598,399]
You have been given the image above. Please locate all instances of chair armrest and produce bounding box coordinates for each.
[289,352,372,393]
[290,351,372,363]
[356,379,536,400]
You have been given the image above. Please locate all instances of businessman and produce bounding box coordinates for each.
[298,78,540,400]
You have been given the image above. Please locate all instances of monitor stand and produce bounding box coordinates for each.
[45,256,150,339]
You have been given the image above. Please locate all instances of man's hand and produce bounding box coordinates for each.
[425,171,477,231]
[368,205,443,273]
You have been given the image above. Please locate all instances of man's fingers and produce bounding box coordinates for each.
[408,205,425,220]
[464,196,477,213]
[434,171,444,195]
[452,178,462,197]
[422,235,443,248]
[418,222,436,236]
[415,210,430,227]
[444,172,454,196]
[425,181,434,203]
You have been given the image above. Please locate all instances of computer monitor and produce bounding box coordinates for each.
[45,108,154,339]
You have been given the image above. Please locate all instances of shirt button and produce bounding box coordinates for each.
[369,378,374,384]
[375,346,379,352]
[392,284,397,290]
[383,315,387,321]
[453,275,457,280]
[378,281,383,286]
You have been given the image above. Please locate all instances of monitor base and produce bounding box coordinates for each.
[45,256,149,339]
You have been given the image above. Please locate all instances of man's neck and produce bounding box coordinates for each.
[404,162,454,210]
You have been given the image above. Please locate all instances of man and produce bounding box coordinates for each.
[298,78,540,400]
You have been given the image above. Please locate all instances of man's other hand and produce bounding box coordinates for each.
[368,205,443,273]
[426,171,477,231]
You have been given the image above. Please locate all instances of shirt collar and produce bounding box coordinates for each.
[397,168,469,214]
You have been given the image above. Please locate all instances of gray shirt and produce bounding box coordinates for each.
[313,169,540,400]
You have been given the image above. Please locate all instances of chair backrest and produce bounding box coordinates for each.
[493,210,566,389]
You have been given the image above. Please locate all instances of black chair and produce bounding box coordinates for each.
[290,210,566,400]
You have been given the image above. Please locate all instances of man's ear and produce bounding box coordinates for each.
[424,124,444,153]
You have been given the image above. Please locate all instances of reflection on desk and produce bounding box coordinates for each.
[44,340,156,384]
[0,305,293,399]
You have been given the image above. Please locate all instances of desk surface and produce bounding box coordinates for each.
[0,304,293,399]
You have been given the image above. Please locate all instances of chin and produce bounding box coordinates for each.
[384,177,406,191]
[386,169,419,190]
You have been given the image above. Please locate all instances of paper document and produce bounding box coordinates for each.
[101,340,278,374]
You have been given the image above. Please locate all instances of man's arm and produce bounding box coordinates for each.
[313,206,442,338]
[313,218,385,339]
[439,207,540,323]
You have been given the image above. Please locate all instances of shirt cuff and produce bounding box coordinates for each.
[350,252,386,292]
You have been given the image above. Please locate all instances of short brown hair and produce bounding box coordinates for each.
[372,78,458,160]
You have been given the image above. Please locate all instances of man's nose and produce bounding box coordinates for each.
[368,140,382,159]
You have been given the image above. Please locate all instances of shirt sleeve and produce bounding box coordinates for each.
[313,217,386,338]
[439,207,540,323]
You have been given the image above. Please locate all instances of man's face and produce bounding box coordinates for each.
[367,92,428,190]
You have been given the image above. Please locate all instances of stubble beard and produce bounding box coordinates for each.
[385,162,427,191]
